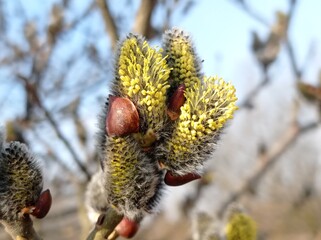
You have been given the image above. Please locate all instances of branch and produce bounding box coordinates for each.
[231,0,302,80]
[284,0,301,80]
[132,0,157,39]
[233,0,301,109]
[31,126,76,177]
[65,2,95,30]
[86,208,123,240]
[96,0,119,50]
[230,0,269,27]
[1,216,42,240]
[41,106,91,181]
[239,73,269,109]
[17,75,91,181]
[217,121,319,218]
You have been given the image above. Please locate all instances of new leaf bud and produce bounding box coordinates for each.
[164,171,201,186]
[106,95,140,137]
[167,84,186,121]
[31,189,52,219]
[115,217,139,238]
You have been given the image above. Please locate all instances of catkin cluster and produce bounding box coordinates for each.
[88,28,238,222]
[0,130,43,222]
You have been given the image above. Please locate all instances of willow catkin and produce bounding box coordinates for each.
[0,139,43,222]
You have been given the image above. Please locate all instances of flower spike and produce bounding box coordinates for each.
[0,141,43,222]
[162,28,203,90]
[162,76,238,175]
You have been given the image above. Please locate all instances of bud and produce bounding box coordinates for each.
[167,84,186,121]
[164,171,201,186]
[31,189,52,219]
[106,95,140,137]
[115,217,139,238]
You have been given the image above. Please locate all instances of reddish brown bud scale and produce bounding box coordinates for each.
[164,171,201,186]
[115,217,139,238]
[106,95,140,136]
[167,84,186,120]
[31,189,52,219]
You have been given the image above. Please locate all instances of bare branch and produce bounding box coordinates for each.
[132,0,157,39]
[217,120,319,218]
[239,73,269,109]
[284,0,301,79]
[41,106,91,181]
[96,0,119,50]
[65,2,95,30]
[230,0,269,27]
[17,75,91,181]
[31,127,74,175]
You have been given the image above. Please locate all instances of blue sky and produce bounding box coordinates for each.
[168,0,321,100]
[1,0,321,120]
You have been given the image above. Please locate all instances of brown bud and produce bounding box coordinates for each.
[115,217,139,238]
[31,189,52,219]
[106,95,140,136]
[298,82,321,102]
[167,84,186,120]
[164,171,201,186]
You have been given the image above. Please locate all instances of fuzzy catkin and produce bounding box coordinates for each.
[162,28,203,90]
[225,212,257,240]
[96,102,163,221]
[93,34,173,220]
[160,28,238,176]
[0,141,43,222]
[161,76,238,175]
[113,34,171,135]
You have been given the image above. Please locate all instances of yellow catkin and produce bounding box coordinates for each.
[167,76,238,162]
[225,213,257,240]
[117,37,170,132]
[163,28,202,89]
[107,137,138,197]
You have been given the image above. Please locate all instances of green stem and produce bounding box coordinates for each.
[86,208,123,240]
[1,215,42,240]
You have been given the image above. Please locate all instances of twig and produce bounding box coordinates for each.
[217,121,319,218]
[229,0,272,109]
[17,75,91,181]
[41,106,91,181]
[239,73,269,109]
[230,0,269,27]
[132,0,157,39]
[231,0,302,80]
[1,216,42,240]
[86,208,123,240]
[96,0,119,50]
[181,171,214,216]
[65,2,95,30]
[284,0,301,80]
[32,126,75,176]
